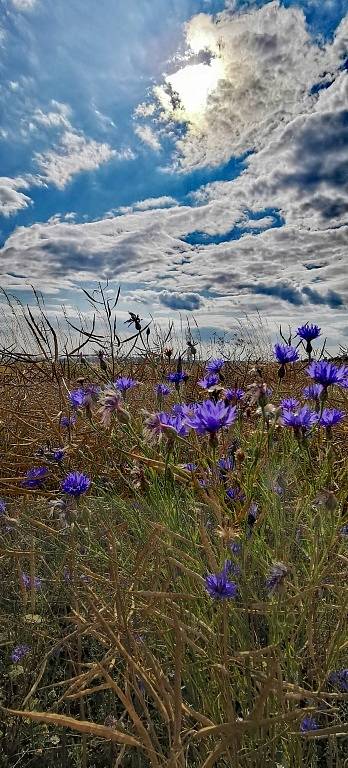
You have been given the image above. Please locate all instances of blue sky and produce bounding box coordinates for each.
[0,0,347,347]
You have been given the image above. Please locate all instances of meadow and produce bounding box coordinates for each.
[0,286,347,768]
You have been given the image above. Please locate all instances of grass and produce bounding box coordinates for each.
[0,290,347,767]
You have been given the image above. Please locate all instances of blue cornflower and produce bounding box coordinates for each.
[303,383,323,400]
[329,669,348,692]
[247,502,259,528]
[185,399,237,435]
[300,716,319,732]
[205,571,238,600]
[274,344,299,364]
[22,466,48,489]
[206,358,225,374]
[172,403,196,418]
[166,371,188,385]
[282,406,318,430]
[61,471,91,497]
[52,449,64,462]
[280,398,299,411]
[60,414,77,428]
[198,374,220,389]
[319,409,345,429]
[224,388,245,402]
[297,324,321,342]
[230,540,242,556]
[183,463,198,472]
[114,377,139,392]
[69,388,87,409]
[0,498,6,515]
[144,411,188,440]
[11,644,31,663]
[226,487,244,502]
[154,383,171,397]
[21,572,42,590]
[218,457,234,472]
[266,562,288,592]
[307,360,348,389]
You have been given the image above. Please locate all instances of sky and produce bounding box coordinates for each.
[0,0,347,349]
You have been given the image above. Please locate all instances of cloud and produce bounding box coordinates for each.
[34,130,123,189]
[134,124,161,152]
[117,196,177,214]
[11,0,37,9]
[147,1,346,170]
[0,177,32,216]
[159,291,203,310]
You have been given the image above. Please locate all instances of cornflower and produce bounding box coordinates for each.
[22,467,48,489]
[280,398,299,411]
[297,323,321,358]
[154,383,171,397]
[114,377,139,392]
[307,360,348,392]
[198,374,219,390]
[61,471,91,497]
[144,411,188,442]
[60,414,77,428]
[300,716,319,732]
[318,408,345,433]
[98,386,130,427]
[266,562,288,592]
[166,371,188,387]
[205,571,238,600]
[224,388,245,402]
[206,358,225,374]
[185,399,236,436]
[21,572,42,590]
[274,344,299,364]
[282,406,318,434]
[11,644,31,663]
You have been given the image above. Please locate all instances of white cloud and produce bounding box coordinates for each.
[34,130,118,189]
[134,124,161,152]
[148,1,346,170]
[0,176,32,216]
[11,0,37,10]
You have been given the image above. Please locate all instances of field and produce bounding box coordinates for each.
[0,288,347,768]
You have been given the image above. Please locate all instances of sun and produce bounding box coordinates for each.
[164,58,224,121]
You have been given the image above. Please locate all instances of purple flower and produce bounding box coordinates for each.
[297,324,321,342]
[60,414,77,428]
[230,540,242,556]
[61,471,91,497]
[300,716,319,732]
[274,344,299,364]
[154,383,171,397]
[186,399,237,435]
[69,388,89,409]
[198,374,219,389]
[0,498,6,515]
[247,502,259,529]
[217,457,234,472]
[280,398,299,411]
[307,360,348,389]
[53,449,64,462]
[226,487,244,502]
[319,409,345,428]
[22,466,48,489]
[303,383,323,400]
[183,463,198,472]
[166,371,188,385]
[144,411,188,440]
[114,377,139,392]
[329,669,348,692]
[21,572,42,590]
[11,644,31,663]
[266,562,288,592]
[206,358,225,374]
[172,403,196,418]
[224,388,245,402]
[205,571,238,600]
[98,387,130,427]
[282,406,318,430]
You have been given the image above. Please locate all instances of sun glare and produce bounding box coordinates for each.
[165,58,224,120]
